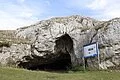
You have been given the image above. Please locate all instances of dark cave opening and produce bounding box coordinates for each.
[28,53,72,71]
[18,33,73,71]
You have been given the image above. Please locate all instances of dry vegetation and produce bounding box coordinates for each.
[0,30,30,46]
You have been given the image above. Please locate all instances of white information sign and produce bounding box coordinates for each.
[83,42,99,58]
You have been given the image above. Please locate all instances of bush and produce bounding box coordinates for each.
[68,65,85,71]
[0,42,11,47]
[6,57,16,67]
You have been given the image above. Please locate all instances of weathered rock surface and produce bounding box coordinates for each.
[0,15,120,70]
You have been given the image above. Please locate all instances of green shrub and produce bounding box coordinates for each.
[69,65,85,71]
[6,57,16,67]
[0,42,11,47]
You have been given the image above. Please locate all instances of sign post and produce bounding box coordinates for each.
[83,42,99,70]
[82,56,86,71]
[96,42,100,70]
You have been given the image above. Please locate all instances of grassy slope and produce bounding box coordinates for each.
[0,67,120,80]
[0,30,29,44]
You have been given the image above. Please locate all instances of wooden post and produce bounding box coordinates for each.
[82,57,85,71]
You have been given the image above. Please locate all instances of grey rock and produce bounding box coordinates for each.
[0,15,120,70]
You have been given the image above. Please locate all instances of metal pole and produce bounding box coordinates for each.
[98,51,100,70]
[97,42,100,70]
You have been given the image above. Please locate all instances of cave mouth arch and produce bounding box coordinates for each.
[42,33,73,71]
[18,33,73,71]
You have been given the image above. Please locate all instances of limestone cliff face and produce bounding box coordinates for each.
[0,15,120,69]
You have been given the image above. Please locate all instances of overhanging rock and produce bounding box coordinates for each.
[18,33,75,70]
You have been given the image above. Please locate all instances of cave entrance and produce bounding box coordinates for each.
[33,33,73,71]
[34,53,72,71]
[42,33,73,71]
[18,33,73,71]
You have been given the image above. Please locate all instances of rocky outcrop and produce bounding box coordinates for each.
[16,15,101,69]
[90,18,120,69]
[0,15,120,70]
[0,44,31,66]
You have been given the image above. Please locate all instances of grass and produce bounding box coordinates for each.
[0,67,120,80]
